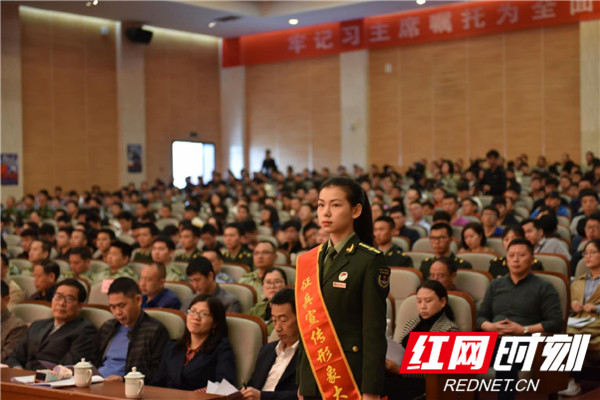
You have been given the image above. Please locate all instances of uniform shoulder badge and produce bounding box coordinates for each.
[493,257,498,261]
[358,243,381,254]
[424,258,430,262]
[401,252,406,256]
[459,259,464,263]
[346,243,355,253]
[377,266,390,289]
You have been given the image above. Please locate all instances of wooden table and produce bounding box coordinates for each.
[1,368,227,400]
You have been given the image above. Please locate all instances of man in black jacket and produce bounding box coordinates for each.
[96,277,169,383]
[241,288,298,400]
[6,279,96,369]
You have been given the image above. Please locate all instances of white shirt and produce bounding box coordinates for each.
[262,340,299,391]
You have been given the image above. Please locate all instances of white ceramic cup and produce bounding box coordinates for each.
[124,367,145,399]
[73,358,93,388]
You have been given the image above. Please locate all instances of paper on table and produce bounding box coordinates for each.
[386,338,405,366]
[568,316,596,328]
[11,374,104,387]
[206,378,238,395]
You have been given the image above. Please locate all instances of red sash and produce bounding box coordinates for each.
[296,245,361,400]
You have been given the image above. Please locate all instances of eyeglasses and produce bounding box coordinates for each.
[430,236,449,242]
[264,279,285,287]
[187,309,212,319]
[583,250,600,257]
[53,293,78,304]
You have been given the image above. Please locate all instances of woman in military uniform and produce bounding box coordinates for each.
[296,177,389,400]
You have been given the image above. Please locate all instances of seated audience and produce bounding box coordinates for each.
[301,222,320,250]
[489,225,543,278]
[420,223,472,280]
[571,214,600,276]
[97,277,169,383]
[248,267,287,336]
[458,222,495,254]
[117,211,134,236]
[460,197,479,218]
[200,224,224,252]
[55,227,73,260]
[1,280,27,362]
[174,225,202,262]
[477,238,563,400]
[202,249,233,283]
[139,262,182,310]
[1,254,24,305]
[522,217,570,259]
[278,220,302,254]
[94,242,138,283]
[384,280,459,400]
[492,196,519,226]
[442,194,470,227]
[530,191,571,219]
[94,228,115,262]
[6,279,97,369]
[183,257,241,313]
[28,238,51,264]
[65,246,95,283]
[17,228,36,260]
[30,260,60,301]
[69,229,89,250]
[260,205,281,234]
[374,216,412,267]
[132,223,158,262]
[240,241,278,299]
[152,294,235,390]
[480,206,503,238]
[243,288,299,400]
[222,223,253,267]
[570,189,599,235]
[389,206,420,245]
[560,239,600,396]
[151,236,185,281]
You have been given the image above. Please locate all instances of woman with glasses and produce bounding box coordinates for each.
[151,294,235,391]
[248,267,287,336]
[560,239,600,396]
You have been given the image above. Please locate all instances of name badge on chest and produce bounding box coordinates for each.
[333,281,347,289]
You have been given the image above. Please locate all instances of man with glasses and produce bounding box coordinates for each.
[5,279,97,370]
[240,241,278,299]
[96,277,169,383]
[419,222,472,280]
[182,257,241,313]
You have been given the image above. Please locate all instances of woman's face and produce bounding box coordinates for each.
[317,186,360,236]
[463,228,482,250]
[186,301,215,337]
[502,230,519,250]
[416,287,446,320]
[583,243,600,270]
[262,270,286,300]
[260,209,271,223]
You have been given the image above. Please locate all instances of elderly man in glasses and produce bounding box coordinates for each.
[5,279,97,370]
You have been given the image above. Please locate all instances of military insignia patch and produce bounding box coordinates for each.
[377,266,390,289]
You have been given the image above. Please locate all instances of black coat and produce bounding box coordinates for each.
[151,338,236,391]
[247,341,298,400]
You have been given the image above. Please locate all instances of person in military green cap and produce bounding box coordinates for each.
[222,222,253,268]
[488,225,543,279]
[374,216,413,267]
[296,177,388,400]
[419,222,472,280]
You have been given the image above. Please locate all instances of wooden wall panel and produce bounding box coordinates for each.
[21,8,119,193]
[368,24,581,170]
[144,31,221,183]
[543,24,580,162]
[246,55,340,173]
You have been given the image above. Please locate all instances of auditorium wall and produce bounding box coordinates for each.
[144,28,221,184]
[19,6,120,194]
[369,24,581,169]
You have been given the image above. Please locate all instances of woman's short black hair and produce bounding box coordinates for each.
[180,294,228,353]
[460,222,486,250]
[418,280,455,321]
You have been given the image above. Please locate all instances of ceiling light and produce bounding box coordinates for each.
[288,18,299,26]
[208,21,217,28]
[416,0,426,5]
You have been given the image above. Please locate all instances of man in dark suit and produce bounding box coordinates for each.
[241,288,298,400]
[5,279,97,370]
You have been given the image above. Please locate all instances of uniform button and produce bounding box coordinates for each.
[352,346,359,352]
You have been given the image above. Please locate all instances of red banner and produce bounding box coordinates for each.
[223,0,600,67]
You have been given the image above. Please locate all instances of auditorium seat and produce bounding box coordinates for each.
[389,267,422,312]
[276,265,296,286]
[9,259,32,274]
[3,234,21,247]
[275,249,290,265]
[116,234,136,246]
[486,238,505,256]
[221,283,257,313]
[535,253,570,278]
[54,259,70,275]
[391,236,410,252]
[145,308,186,340]
[532,271,570,330]
[88,282,109,306]
[156,218,180,231]
[221,263,250,283]
[11,300,52,324]
[405,251,434,268]
[164,281,194,304]
[574,258,586,277]
[90,260,109,273]
[456,252,497,273]
[10,275,36,298]
[80,304,114,329]
[455,269,492,307]
[226,313,267,388]
[257,234,279,248]
[412,237,458,253]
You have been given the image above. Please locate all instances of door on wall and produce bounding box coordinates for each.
[172,141,215,189]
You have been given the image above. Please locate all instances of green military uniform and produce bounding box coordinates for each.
[419,253,473,280]
[37,204,54,219]
[222,245,253,269]
[173,248,202,262]
[92,265,138,284]
[297,233,389,396]
[488,256,544,279]
[247,300,274,336]
[165,263,186,282]
[238,270,263,300]
[62,270,96,284]
[132,250,152,263]
[381,244,413,267]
